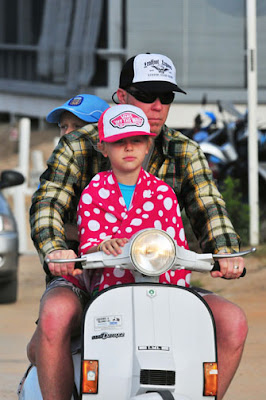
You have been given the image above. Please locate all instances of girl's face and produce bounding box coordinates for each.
[99,136,152,183]
[59,111,86,136]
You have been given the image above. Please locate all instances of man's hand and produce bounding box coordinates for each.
[211,253,245,279]
[45,249,82,277]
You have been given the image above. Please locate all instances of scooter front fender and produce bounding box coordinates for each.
[130,392,191,399]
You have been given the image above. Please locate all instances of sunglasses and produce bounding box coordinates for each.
[126,87,175,105]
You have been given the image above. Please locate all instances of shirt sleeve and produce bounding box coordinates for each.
[29,134,87,261]
[179,142,240,254]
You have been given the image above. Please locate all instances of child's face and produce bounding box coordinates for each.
[59,111,86,136]
[100,136,152,175]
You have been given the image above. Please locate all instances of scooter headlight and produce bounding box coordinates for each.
[130,229,176,276]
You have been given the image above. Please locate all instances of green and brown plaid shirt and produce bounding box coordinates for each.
[30,123,240,261]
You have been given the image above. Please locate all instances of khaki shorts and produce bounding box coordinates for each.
[42,277,90,309]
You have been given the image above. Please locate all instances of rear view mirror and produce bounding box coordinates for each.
[0,170,25,190]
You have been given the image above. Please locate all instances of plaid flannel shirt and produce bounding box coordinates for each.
[30,123,240,261]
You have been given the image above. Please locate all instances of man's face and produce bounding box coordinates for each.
[117,89,171,136]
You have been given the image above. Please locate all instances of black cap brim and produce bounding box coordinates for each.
[131,81,186,94]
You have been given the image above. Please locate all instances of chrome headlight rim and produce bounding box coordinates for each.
[129,228,176,276]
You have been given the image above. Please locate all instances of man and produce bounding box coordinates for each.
[29,53,247,400]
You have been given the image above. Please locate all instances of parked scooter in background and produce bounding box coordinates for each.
[182,94,218,142]
[192,98,266,201]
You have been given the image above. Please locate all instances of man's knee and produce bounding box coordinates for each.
[205,295,248,346]
[39,289,82,340]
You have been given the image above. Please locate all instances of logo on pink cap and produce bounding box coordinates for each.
[110,111,144,129]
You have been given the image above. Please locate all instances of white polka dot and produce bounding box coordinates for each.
[121,212,126,218]
[170,271,176,277]
[164,197,173,210]
[164,271,171,283]
[186,273,191,285]
[119,197,126,206]
[143,201,154,211]
[126,227,133,233]
[84,211,90,217]
[154,220,162,230]
[104,284,109,289]
[82,193,92,204]
[93,208,100,214]
[143,189,152,198]
[112,226,119,233]
[136,208,142,214]
[92,174,100,182]
[77,215,82,225]
[93,183,100,187]
[81,228,85,235]
[80,242,92,250]
[99,232,107,240]
[108,175,115,185]
[177,279,185,287]
[166,226,175,238]
[99,188,110,199]
[142,214,149,219]
[179,228,185,242]
[172,216,177,224]
[88,220,100,231]
[113,268,126,278]
[176,204,181,217]
[105,213,117,223]
[157,185,169,192]
[157,194,163,200]
[108,206,115,211]
[158,210,163,217]
[130,218,143,226]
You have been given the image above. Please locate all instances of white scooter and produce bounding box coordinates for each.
[18,229,254,400]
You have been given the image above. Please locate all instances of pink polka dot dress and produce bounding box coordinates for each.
[77,168,191,293]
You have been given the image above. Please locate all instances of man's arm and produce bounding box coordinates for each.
[30,128,97,262]
[180,142,240,254]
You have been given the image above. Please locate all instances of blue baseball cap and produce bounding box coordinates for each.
[46,94,109,123]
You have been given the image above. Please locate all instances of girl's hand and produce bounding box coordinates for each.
[101,238,128,256]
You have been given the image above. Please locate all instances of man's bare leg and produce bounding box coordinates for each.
[33,287,83,400]
[204,294,248,400]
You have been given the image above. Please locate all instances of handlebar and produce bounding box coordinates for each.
[45,247,255,278]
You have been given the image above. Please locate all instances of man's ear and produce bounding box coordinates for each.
[117,88,127,104]
[147,138,153,153]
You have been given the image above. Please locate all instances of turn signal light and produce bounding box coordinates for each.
[203,362,218,396]
[82,360,99,394]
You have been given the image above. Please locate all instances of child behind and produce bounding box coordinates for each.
[70,104,191,294]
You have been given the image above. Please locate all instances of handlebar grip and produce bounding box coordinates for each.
[212,261,246,278]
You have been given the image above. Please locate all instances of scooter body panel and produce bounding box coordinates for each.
[81,284,217,399]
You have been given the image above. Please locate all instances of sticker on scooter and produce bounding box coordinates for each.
[94,315,122,329]
[92,332,125,340]
[138,345,170,351]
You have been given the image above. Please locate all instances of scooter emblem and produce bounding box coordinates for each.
[147,288,157,298]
